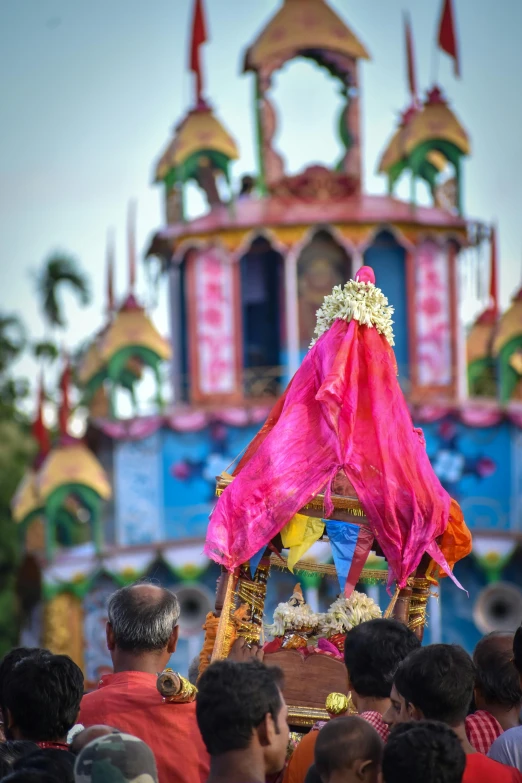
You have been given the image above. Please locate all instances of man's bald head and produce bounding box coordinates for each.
[70,725,118,755]
[107,583,180,654]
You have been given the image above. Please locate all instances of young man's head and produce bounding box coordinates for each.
[314,716,383,783]
[383,721,466,783]
[3,652,84,743]
[473,632,522,713]
[386,644,475,729]
[343,619,420,704]
[196,659,289,776]
[106,583,180,671]
[0,648,50,737]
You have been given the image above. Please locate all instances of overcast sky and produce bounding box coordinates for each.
[1,0,520,397]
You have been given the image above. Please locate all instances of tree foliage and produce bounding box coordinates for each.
[0,315,34,655]
[36,254,91,329]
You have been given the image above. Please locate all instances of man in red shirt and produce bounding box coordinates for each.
[384,644,522,783]
[79,583,209,783]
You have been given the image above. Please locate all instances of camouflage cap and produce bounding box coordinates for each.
[74,732,158,783]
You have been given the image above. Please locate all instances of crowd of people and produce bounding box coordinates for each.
[1,583,522,782]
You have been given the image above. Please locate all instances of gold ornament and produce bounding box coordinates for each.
[156,669,197,703]
[325,692,349,715]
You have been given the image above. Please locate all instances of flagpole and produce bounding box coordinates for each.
[431,34,440,85]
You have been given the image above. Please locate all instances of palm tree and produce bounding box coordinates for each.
[32,340,59,365]
[36,254,91,330]
[0,313,26,375]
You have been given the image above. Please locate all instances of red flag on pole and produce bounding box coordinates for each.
[189,0,208,103]
[32,372,50,457]
[58,356,71,437]
[404,13,417,100]
[437,0,460,77]
[127,201,136,293]
[488,226,498,318]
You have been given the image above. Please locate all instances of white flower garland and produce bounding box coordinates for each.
[319,591,382,637]
[265,601,322,638]
[310,280,395,347]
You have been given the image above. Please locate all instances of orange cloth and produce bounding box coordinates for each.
[429,498,472,581]
[283,731,317,783]
[79,671,209,783]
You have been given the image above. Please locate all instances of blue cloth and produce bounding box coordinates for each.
[249,546,266,577]
[324,519,360,593]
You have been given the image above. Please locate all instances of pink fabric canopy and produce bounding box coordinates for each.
[205,318,456,588]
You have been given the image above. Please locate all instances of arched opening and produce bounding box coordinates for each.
[296,229,352,358]
[240,237,284,398]
[364,231,409,385]
[271,60,346,174]
[171,249,191,403]
[83,574,118,689]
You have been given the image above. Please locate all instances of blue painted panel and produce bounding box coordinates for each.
[364,235,409,380]
[113,432,164,545]
[421,419,512,531]
[161,423,261,540]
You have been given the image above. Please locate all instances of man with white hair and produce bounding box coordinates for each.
[78,583,209,783]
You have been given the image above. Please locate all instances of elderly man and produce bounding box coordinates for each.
[78,583,209,783]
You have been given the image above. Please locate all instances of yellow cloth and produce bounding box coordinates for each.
[281,514,325,572]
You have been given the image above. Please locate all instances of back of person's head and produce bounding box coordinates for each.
[70,725,119,756]
[315,716,383,783]
[107,582,180,653]
[3,653,84,742]
[74,732,158,783]
[343,618,420,698]
[473,632,522,710]
[0,741,38,777]
[13,748,75,783]
[513,625,522,676]
[196,660,288,773]
[394,644,474,726]
[383,721,466,783]
[0,648,50,711]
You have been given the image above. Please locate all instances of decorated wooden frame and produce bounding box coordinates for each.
[207,472,434,728]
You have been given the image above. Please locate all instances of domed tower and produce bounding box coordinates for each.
[378,86,470,215]
[154,0,239,223]
[149,0,474,409]
[243,0,370,193]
